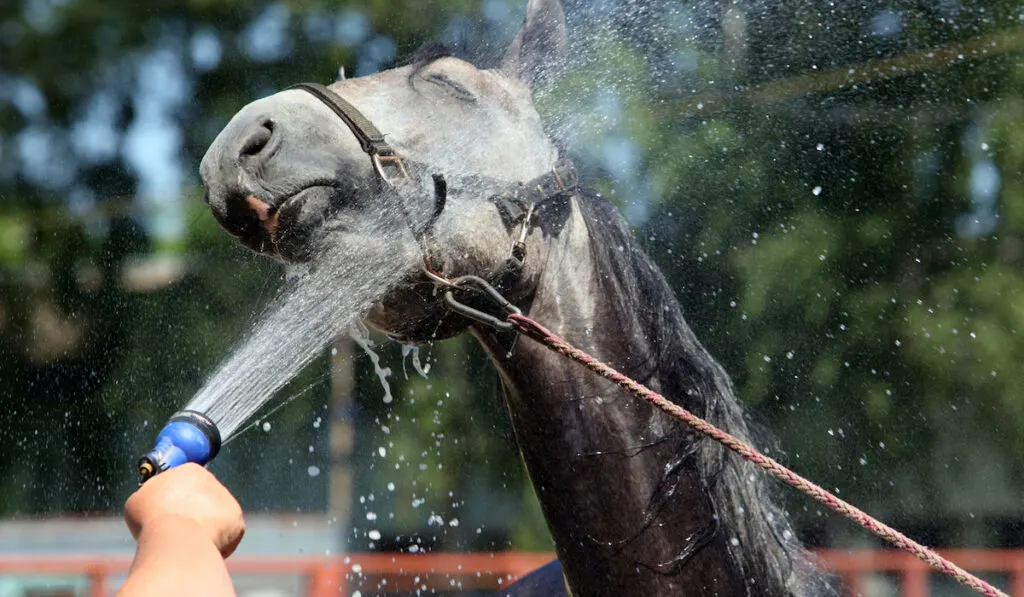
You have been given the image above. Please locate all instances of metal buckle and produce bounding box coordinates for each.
[424,269,522,332]
[508,202,534,270]
[372,153,410,187]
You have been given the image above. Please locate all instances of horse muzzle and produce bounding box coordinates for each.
[205,184,344,262]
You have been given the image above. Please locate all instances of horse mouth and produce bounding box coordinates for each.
[223,184,343,262]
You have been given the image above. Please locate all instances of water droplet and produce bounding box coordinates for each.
[262,421,271,432]
[366,512,377,521]
[812,186,822,196]
[368,530,381,541]
[307,465,320,477]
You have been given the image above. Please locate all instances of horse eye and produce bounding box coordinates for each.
[425,73,476,103]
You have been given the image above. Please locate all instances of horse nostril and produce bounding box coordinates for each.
[238,118,275,158]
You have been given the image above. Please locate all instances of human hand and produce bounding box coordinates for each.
[124,463,245,558]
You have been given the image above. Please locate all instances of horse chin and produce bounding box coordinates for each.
[268,185,338,262]
[365,288,471,345]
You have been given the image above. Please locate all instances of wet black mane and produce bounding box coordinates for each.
[406,42,477,80]
[408,42,465,66]
[574,189,829,596]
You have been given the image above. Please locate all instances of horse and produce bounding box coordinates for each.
[198,0,831,594]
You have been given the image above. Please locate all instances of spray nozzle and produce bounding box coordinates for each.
[138,410,222,484]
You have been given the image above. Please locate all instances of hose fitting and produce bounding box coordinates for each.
[138,410,221,483]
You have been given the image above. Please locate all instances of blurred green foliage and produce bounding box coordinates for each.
[1,0,1023,555]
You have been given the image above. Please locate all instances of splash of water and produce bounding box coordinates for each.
[349,321,394,405]
[185,210,420,438]
[401,344,431,379]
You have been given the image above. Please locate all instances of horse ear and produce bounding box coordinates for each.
[501,0,568,90]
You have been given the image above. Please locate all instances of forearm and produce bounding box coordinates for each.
[117,515,236,597]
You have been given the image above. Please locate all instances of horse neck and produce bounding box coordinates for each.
[472,193,816,596]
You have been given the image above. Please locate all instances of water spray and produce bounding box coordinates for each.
[137,410,222,483]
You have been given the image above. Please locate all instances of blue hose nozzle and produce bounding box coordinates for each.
[138,410,222,483]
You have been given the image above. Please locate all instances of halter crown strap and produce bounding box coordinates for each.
[489,159,578,225]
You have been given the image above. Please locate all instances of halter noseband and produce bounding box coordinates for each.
[289,82,410,187]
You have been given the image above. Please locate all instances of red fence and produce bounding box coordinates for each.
[819,550,1024,596]
[2,550,1023,596]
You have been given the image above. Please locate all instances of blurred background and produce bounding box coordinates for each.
[1,0,1023,595]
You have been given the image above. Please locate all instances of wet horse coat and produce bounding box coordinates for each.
[199,0,830,594]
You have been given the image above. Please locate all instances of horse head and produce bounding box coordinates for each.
[200,0,568,342]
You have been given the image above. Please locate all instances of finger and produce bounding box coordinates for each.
[220,523,245,558]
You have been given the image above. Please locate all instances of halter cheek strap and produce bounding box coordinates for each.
[489,159,578,276]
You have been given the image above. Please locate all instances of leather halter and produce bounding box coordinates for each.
[288,80,579,276]
[289,82,410,186]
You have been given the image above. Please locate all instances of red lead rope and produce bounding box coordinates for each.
[506,313,1008,597]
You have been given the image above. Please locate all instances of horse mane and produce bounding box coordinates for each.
[407,42,465,69]
[574,189,831,596]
